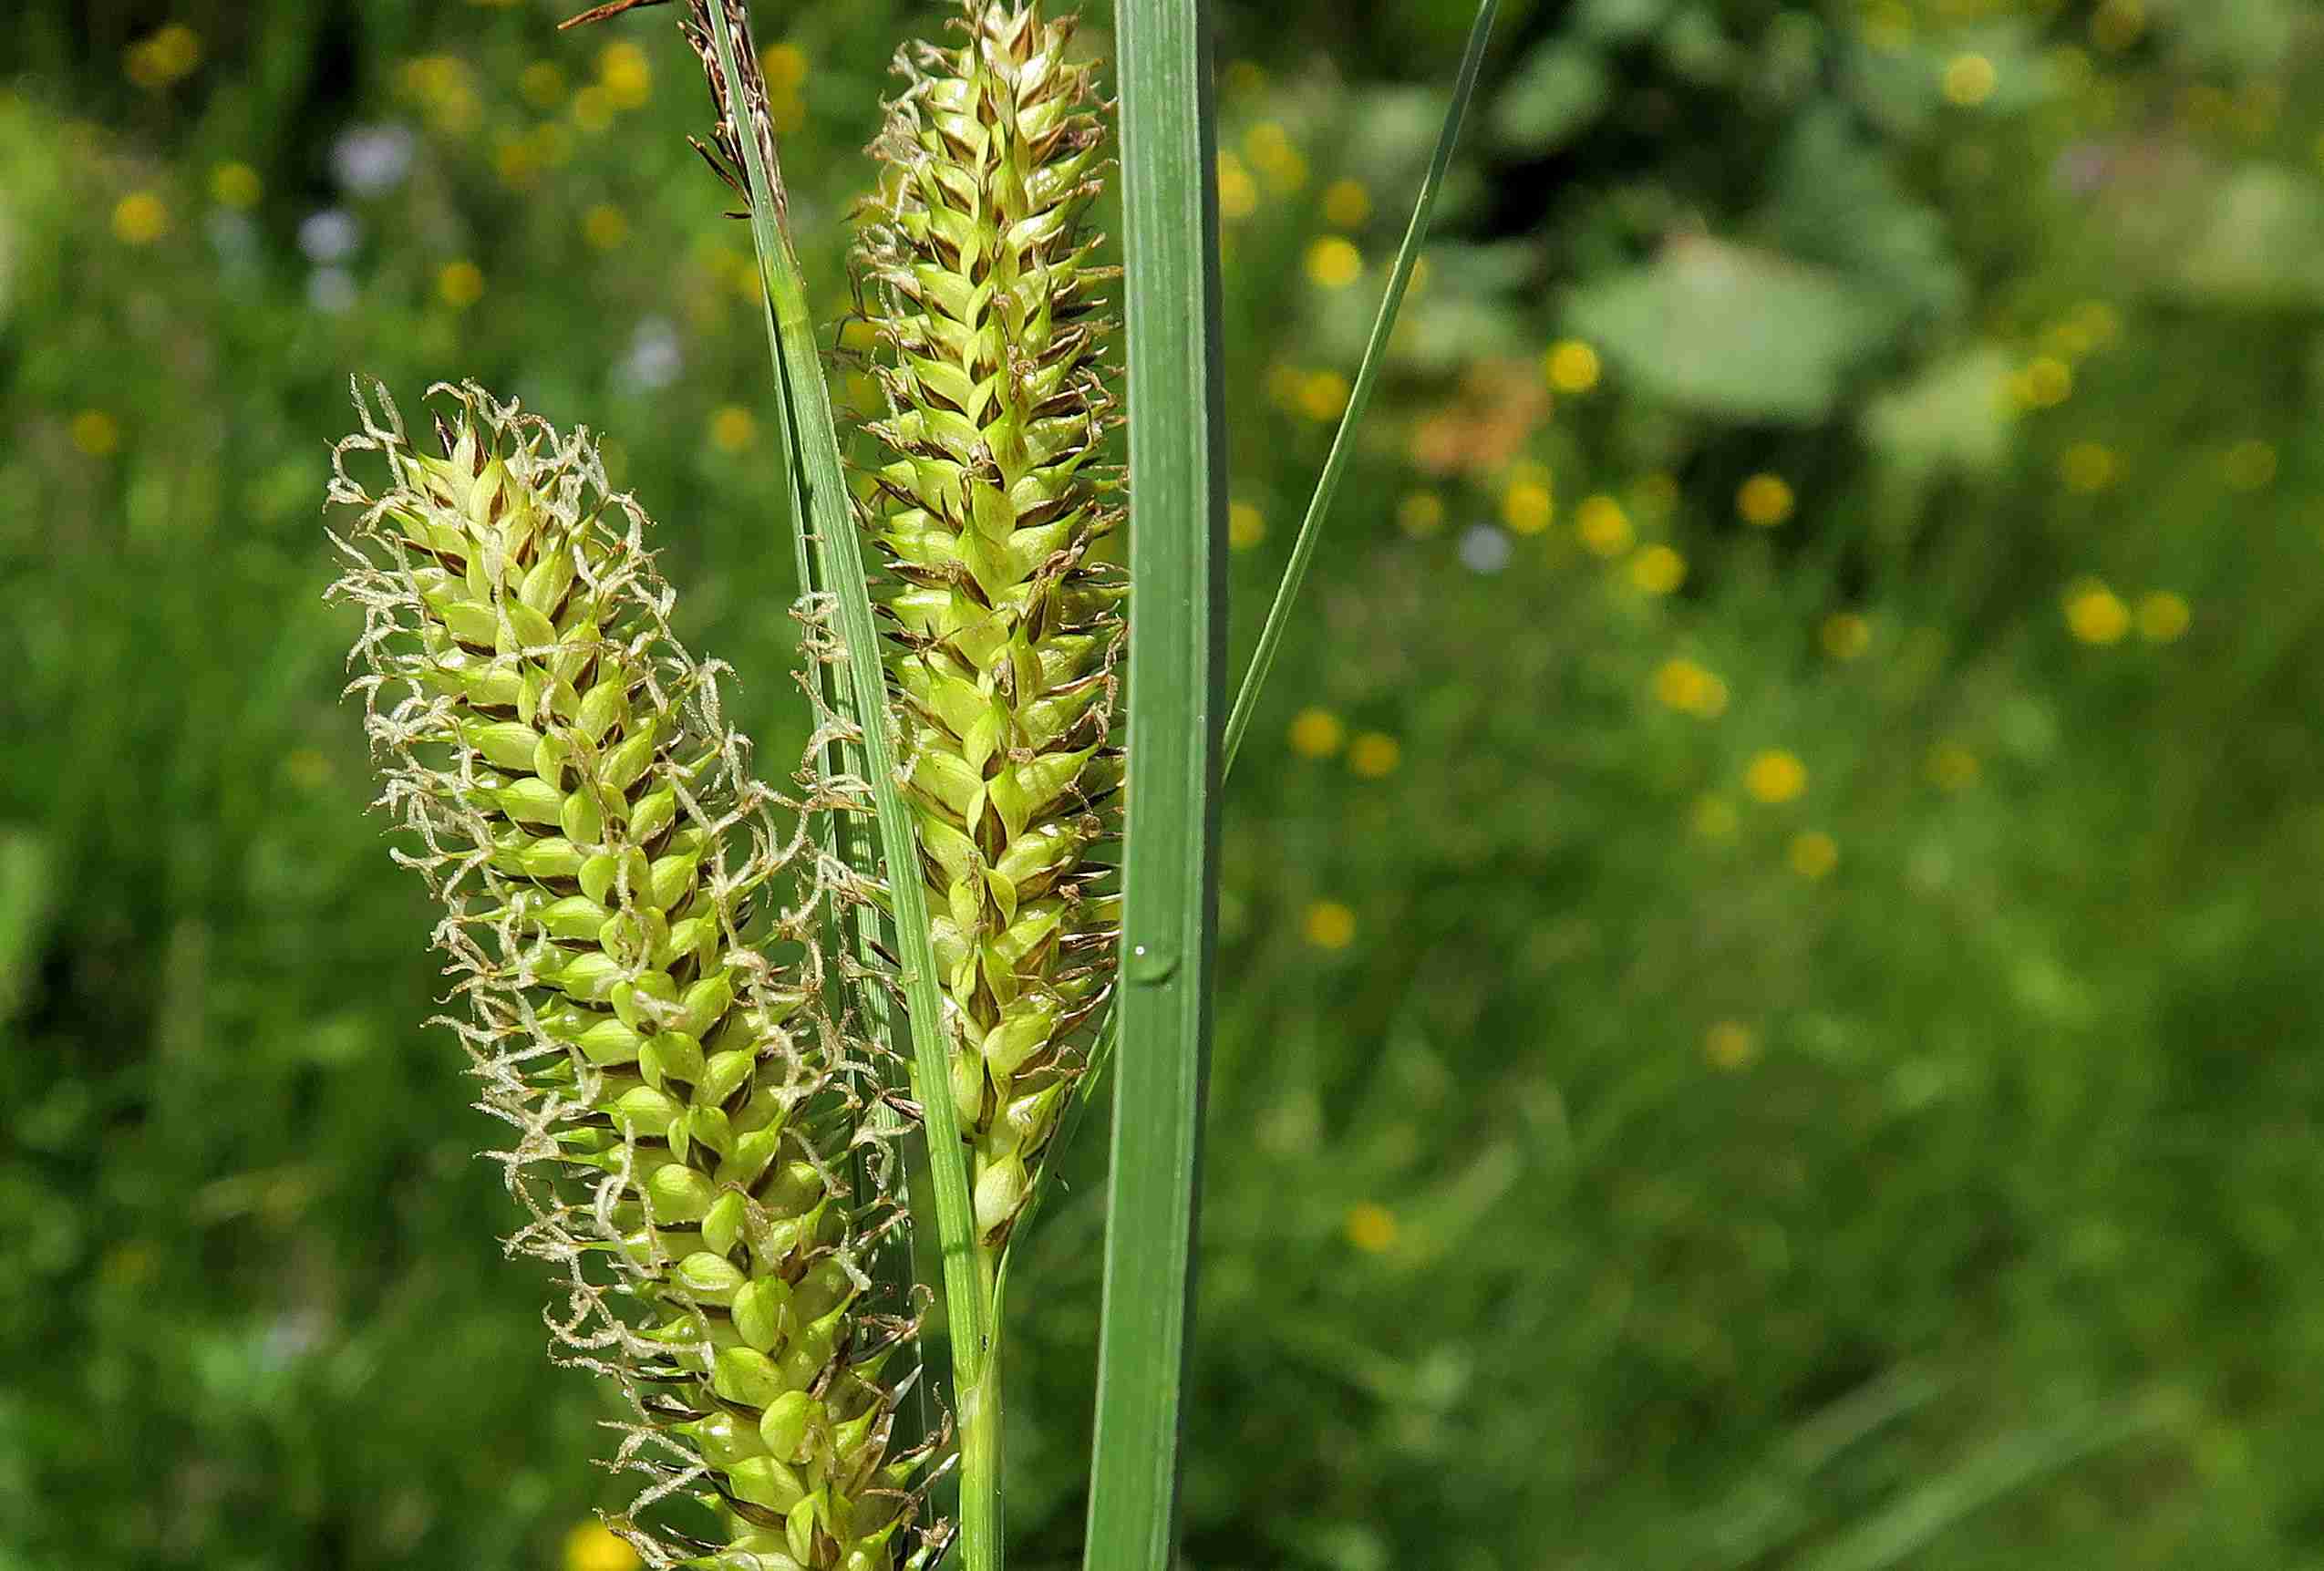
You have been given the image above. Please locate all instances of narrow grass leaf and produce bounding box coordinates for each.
[1222,0,1499,772]
[1004,0,1500,1287]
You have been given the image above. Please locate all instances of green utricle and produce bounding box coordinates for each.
[860,2,1124,1249]
[329,384,939,1571]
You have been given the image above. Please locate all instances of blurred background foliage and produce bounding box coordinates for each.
[8,0,2324,1566]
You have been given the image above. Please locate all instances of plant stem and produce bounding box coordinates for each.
[957,1244,1007,1566]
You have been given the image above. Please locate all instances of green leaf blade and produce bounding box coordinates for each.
[1082,1,1229,1567]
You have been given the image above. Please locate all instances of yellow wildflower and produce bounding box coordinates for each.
[1736,472,1794,528]
[1296,370,1349,422]
[1630,544,1686,594]
[111,191,169,245]
[69,410,121,458]
[1217,152,1258,221]
[1787,831,1839,880]
[762,42,809,89]
[1744,749,1808,805]
[1245,121,1307,191]
[210,161,262,209]
[1304,900,1358,951]
[1652,659,1728,718]
[1704,1020,1759,1070]
[1544,339,1601,395]
[1348,733,1401,779]
[125,23,202,89]
[597,40,651,109]
[2021,356,2072,408]
[437,260,485,310]
[1288,708,1347,759]
[709,405,756,454]
[1345,1202,1399,1253]
[2136,590,2190,644]
[1503,479,1554,536]
[1322,178,1371,228]
[1820,611,1871,661]
[1942,53,1998,107]
[495,138,542,191]
[1576,494,1632,557]
[1305,236,1362,290]
[1398,491,1446,538]
[2061,579,2129,646]
[1229,501,1266,550]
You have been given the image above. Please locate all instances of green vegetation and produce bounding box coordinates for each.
[10,3,2324,1570]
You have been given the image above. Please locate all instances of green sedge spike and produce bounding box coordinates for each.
[325,382,948,1571]
[856,0,1125,1253]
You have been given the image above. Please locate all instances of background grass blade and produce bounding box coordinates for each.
[1221,0,1498,772]
[1082,1,1229,1567]
[692,6,995,1564]
[999,0,1498,1292]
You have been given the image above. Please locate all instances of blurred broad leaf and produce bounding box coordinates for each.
[1574,0,1674,46]
[1768,106,1965,335]
[2137,161,2324,312]
[1565,235,1891,422]
[2169,0,2300,75]
[1861,344,2015,481]
[1490,40,1609,155]
[1657,5,1738,85]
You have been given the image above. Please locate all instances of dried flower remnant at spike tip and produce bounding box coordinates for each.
[325,383,947,1571]
[856,2,1125,1249]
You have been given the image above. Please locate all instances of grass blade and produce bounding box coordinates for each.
[1000,0,1500,1295]
[1082,1,1228,1567]
[690,5,995,1563]
[1221,0,1498,772]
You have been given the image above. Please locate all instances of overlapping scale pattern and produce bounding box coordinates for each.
[857,2,1123,1250]
[327,383,944,1571]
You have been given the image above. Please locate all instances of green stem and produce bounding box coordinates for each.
[957,1244,1006,1566]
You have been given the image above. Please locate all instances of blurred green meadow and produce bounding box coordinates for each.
[9,0,2324,1566]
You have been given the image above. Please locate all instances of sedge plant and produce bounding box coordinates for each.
[325,2,1494,1567]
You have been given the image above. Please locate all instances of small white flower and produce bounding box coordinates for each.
[1458,524,1512,574]
[619,317,684,392]
[297,209,361,264]
[331,123,416,196]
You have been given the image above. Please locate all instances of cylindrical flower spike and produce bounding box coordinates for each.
[857,1,1124,1251]
[326,383,945,1571]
